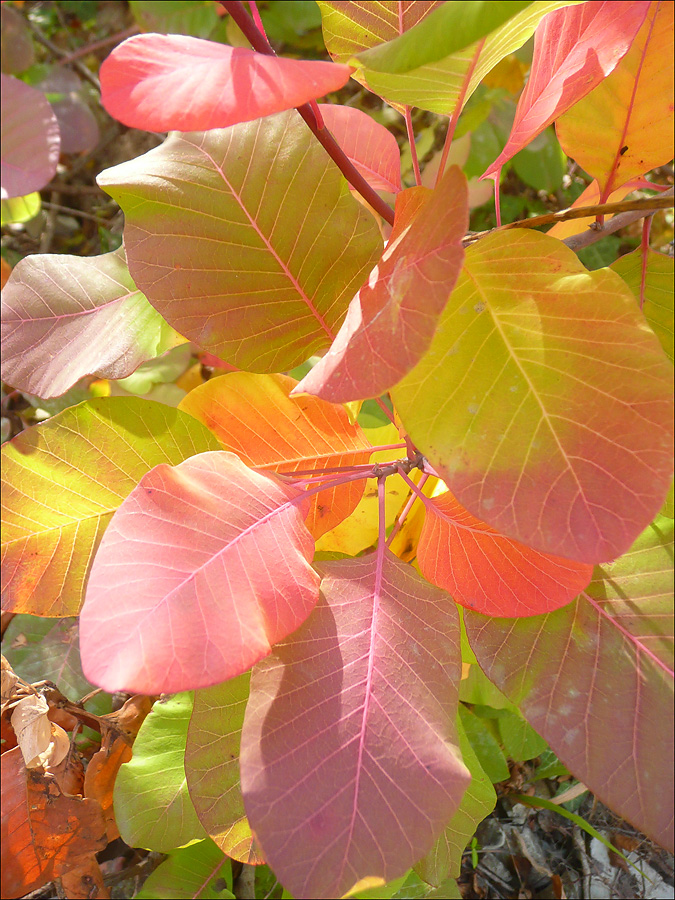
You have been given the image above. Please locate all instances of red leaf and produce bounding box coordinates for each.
[241,552,469,899]
[79,452,319,694]
[319,104,402,192]
[100,33,353,132]
[295,166,468,403]
[418,491,593,617]
[483,1,650,178]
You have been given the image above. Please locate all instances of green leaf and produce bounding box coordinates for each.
[350,2,580,114]
[511,128,566,193]
[458,705,510,783]
[0,192,40,225]
[416,714,497,884]
[1,398,220,617]
[186,674,259,863]
[2,616,111,717]
[114,693,208,852]
[611,247,674,364]
[135,839,234,899]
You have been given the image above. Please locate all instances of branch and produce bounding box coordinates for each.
[463,189,674,249]
[219,1,395,226]
[563,188,674,251]
[23,16,101,91]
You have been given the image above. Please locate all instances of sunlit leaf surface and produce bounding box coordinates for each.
[392,229,674,564]
[296,167,467,402]
[483,1,650,177]
[556,0,674,199]
[100,33,352,132]
[1,249,180,399]
[241,552,469,899]
[348,2,579,115]
[1,399,219,617]
[179,372,371,538]
[418,491,593,616]
[186,676,261,864]
[98,110,382,372]
[79,452,319,693]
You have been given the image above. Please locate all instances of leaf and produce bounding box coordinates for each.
[114,694,208,852]
[2,617,108,714]
[347,2,579,116]
[1,747,107,899]
[240,552,469,900]
[555,0,674,199]
[128,0,221,38]
[0,192,41,226]
[79,451,320,694]
[179,372,372,539]
[483,1,651,178]
[1,398,220,617]
[464,514,674,852]
[319,103,402,192]
[0,73,59,199]
[415,716,496,885]
[456,706,510,784]
[135,839,234,900]
[186,675,262,864]
[295,167,468,402]
[100,33,352,132]
[417,491,593,616]
[97,110,383,372]
[391,229,674,564]
[1,248,181,399]
[318,1,445,66]
[611,247,674,364]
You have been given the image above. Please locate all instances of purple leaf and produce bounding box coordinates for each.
[1,73,60,199]
[241,552,469,899]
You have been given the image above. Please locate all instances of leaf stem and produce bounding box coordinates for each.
[435,37,485,189]
[220,0,395,226]
[404,107,422,186]
[385,471,429,548]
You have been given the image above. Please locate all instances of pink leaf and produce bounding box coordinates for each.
[295,167,468,403]
[319,104,402,192]
[418,491,593,617]
[79,452,319,694]
[1,249,178,399]
[483,1,650,178]
[464,514,674,851]
[1,74,59,199]
[241,552,470,899]
[100,33,353,132]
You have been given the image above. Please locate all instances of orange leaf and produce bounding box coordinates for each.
[180,373,372,539]
[418,492,593,616]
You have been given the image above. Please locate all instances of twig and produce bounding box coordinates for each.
[39,191,61,253]
[43,181,106,195]
[563,191,673,251]
[219,1,395,226]
[23,16,101,91]
[502,192,673,231]
[41,200,107,225]
[55,26,140,65]
[462,189,674,251]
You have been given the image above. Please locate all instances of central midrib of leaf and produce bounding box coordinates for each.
[197,141,336,342]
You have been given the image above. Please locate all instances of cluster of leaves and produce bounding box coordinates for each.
[1,1,674,898]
